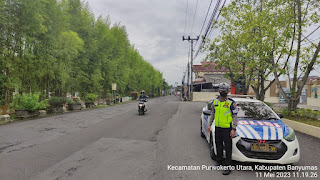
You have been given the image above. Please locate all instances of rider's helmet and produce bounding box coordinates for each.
[141,90,145,95]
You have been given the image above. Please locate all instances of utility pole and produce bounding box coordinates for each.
[182,36,199,101]
[181,71,186,100]
[187,61,190,100]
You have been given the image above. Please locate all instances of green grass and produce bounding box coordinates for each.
[275,107,320,128]
[0,119,11,125]
[284,116,320,127]
[96,105,107,108]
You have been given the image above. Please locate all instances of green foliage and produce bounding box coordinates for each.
[205,0,320,103]
[73,97,81,103]
[296,109,319,119]
[84,93,98,103]
[106,92,112,98]
[48,97,67,107]
[38,99,49,110]
[264,102,274,108]
[280,107,289,117]
[0,0,167,104]
[66,99,75,104]
[281,107,320,120]
[298,108,307,117]
[96,104,107,108]
[10,93,47,111]
[67,97,81,105]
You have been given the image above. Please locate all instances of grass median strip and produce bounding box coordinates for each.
[282,116,320,128]
[272,106,320,128]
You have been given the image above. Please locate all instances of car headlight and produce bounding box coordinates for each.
[284,127,295,142]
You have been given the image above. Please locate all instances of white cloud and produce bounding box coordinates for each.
[86,0,320,85]
[86,0,213,85]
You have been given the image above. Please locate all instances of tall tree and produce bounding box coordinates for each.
[271,0,320,112]
[205,0,319,104]
[0,0,167,104]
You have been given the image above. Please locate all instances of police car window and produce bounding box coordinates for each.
[236,102,277,120]
[207,100,213,110]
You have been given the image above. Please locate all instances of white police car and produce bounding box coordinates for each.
[200,97,300,164]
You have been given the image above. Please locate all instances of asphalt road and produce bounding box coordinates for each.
[0,96,319,180]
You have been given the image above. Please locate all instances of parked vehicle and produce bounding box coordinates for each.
[200,97,300,164]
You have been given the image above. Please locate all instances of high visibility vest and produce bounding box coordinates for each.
[213,99,233,128]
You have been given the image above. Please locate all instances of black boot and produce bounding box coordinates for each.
[222,169,231,175]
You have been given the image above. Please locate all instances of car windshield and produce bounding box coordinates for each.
[236,102,278,120]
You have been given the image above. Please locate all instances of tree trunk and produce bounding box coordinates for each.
[290,0,302,112]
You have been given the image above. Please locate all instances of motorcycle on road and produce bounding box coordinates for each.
[138,97,147,115]
[138,101,146,115]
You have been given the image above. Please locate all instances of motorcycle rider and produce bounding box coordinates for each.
[207,82,238,175]
[138,90,148,111]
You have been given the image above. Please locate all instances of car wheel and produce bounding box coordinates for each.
[210,134,216,160]
[201,119,205,138]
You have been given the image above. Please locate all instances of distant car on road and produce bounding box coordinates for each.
[200,97,300,164]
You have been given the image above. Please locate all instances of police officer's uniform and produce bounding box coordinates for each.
[212,97,238,166]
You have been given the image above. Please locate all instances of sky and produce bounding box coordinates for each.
[86,0,218,86]
[85,0,320,86]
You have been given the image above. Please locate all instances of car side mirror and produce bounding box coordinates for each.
[203,110,212,116]
[278,114,284,118]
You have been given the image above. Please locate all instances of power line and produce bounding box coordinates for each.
[301,37,320,46]
[207,0,227,38]
[194,0,227,61]
[190,0,199,35]
[195,0,214,47]
[302,25,320,42]
[183,0,189,35]
[202,0,221,41]
[193,0,223,60]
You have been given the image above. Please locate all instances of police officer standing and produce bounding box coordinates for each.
[207,83,238,175]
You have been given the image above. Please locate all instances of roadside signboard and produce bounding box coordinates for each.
[112,83,117,91]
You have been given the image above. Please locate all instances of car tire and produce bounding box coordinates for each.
[201,119,205,138]
[210,134,216,160]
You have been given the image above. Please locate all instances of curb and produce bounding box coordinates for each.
[282,118,320,139]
